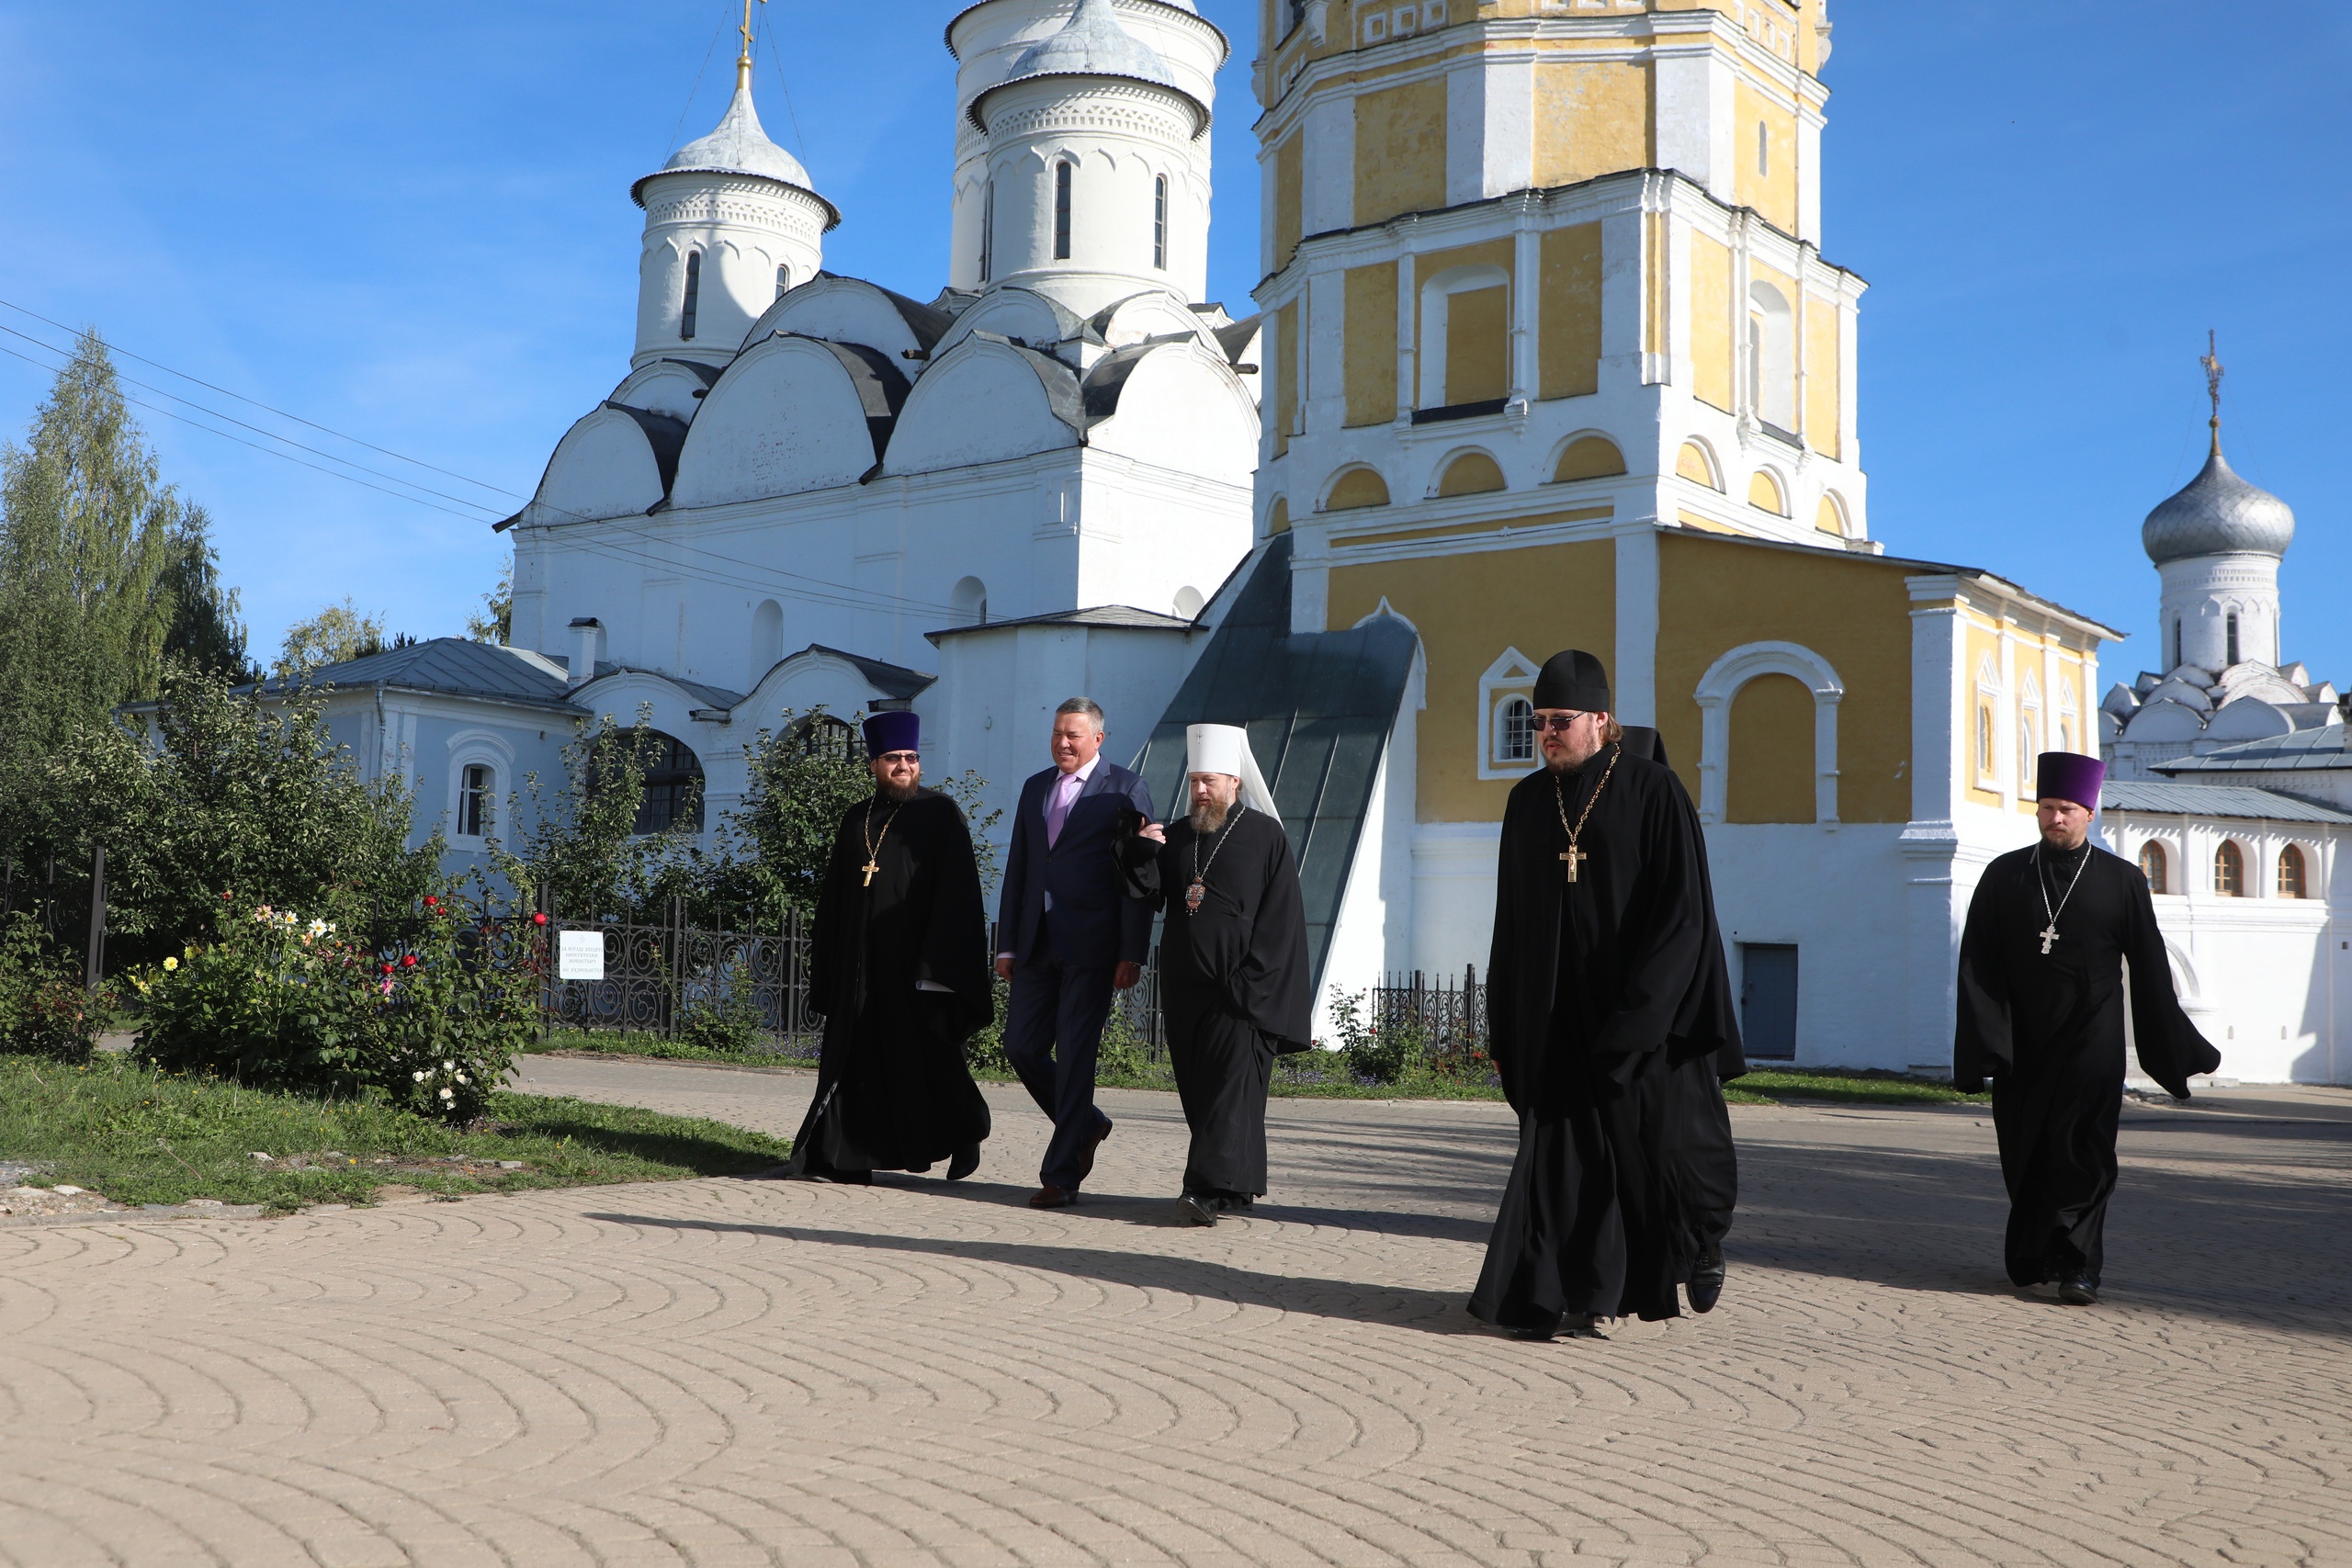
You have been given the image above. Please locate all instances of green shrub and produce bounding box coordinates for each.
[676,964,765,1055]
[1326,989,1419,1085]
[0,911,103,1063]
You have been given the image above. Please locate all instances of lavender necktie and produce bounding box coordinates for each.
[1046,773,1079,848]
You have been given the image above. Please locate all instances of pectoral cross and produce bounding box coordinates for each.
[862,861,880,887]
[2039,924,2060,955]
[1560,848,1588,885]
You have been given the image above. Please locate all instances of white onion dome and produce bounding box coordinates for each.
[632,81,840,229]
[2142,433,2296,566]
[970,0,1209,133]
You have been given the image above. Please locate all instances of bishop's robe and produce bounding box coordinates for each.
[1954,840,2220,1287]
[786,787,993,1179]
[1470,745,1745,1328]
[1120,806,1313,1201]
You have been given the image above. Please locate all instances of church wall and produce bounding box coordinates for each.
[1537,224,1605,400]
[1804,291,1841,459]
[1352,78,1449,225]
[1532,58,1654,190]
[1343,262,1398,426]
[1687,231,1736,413]
[1731,77,1799,235]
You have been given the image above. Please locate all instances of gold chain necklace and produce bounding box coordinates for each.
[1185,805,1246,914]
[1549,744,1619,885]
[859,797,902,887]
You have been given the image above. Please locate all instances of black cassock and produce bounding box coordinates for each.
[786,788,994,1178]
[1120,806,1313,1201]
[1470,745,1745,1327]
[1955,840,2219,1287]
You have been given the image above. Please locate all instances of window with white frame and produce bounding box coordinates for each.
[1477,649,1543,778]
[458,763,494,840]
[1973,655,2001,789]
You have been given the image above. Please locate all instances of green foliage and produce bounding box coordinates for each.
[0,1053,793,1212]
[1325,989,1419,1085]
[0,332,182,843]
[39,661,436,965]
[0,911,102,1063]
[273,596,389,679]
[465,550,514,645]
[492,709,703,919]
[718,710,876,912]
[135,885,545,1123]
[159,505,254,682]
[676,964,765,1055]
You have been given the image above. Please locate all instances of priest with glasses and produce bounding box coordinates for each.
[1954,751,2219,1304]
[1470,650,1745,1340]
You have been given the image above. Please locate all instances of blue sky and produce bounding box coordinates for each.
[0,3,2344,685]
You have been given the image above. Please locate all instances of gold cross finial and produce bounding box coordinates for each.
[737,0,766,91]
[2201,329,2225,455]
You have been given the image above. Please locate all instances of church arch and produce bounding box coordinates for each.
[1815,490,1849,537]
[2138,840,2169,895]
[1747,467,1789,516]
[681,249,703,340]
[950,576,989,626]
[1432,448,1507,498]
[1551,433,1628,484]
[1322,465,1391,512]
[1417,264,1511,411]
[1693,641,1845,826]
[750,600,785,687]
[1675,438,1723,491]
[1264,496,1291,536]
[2214,839,2245,897]
[1747,280,1795,430]
[1477,648,1544,779]
[2018,671,2042,798]
[2278,843,2309,899]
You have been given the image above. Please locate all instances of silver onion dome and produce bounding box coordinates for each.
[2142,435,2295,565]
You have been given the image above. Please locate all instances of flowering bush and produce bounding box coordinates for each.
[0,912,104,1063]
[135,885,546,1122]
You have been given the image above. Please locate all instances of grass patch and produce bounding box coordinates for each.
[1724,1066,1987,1107]
[524,1029,815,1069]
[0,1052,792,1212]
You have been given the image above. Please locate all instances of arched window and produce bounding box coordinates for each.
[750,599,784,686]
[1747,281,1795,431]
[2279,844,2308,899]
[775,264,791,300]
[1495,695,1535,765]
[1975,704,1995,783]
[951,575,989,626]
[2171,618,2183,671]
[2138,841,2168,895]
[1053,160,1074,261]
[1757,120,1770,176]
[2214,840,2245,897]
[792,715,860,762]
[979,176,995,282]
[2226,611,2241,668]
[680,250,702,340]
[458,763,494,840]
[634,733,705,836]
[1153,175,1169,270]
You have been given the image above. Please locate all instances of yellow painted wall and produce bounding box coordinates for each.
[1733,78,1799,233]
[1804,298,1841,458]
[1272,301,1298,457]
[1747,469,1785,515]
[1675,440,1718,489]
[1273,134,1305,272]
[1726,673,1816,823]
[1436,451,1507,496]
[1343,262,1398,427]
[1538,223,1604,400]
[1532,60,1654,188]
[1329,536,1618,822]
[1690,231,1735,412]
[1268,497,1291,535]
[1354,78,1448,226]
[1656,534,1915,823]
[1327,468,1391,510]
[1814,494,1843,536]
[1446,286,1510,405]
[1555,435,1627,482]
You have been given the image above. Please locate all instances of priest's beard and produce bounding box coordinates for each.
[1189,797,1233,835]
[876,778,922,803]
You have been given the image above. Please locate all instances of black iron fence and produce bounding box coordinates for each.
[1367,966,1488,1052]
[0,846,108,992]
[541,900,820,1054]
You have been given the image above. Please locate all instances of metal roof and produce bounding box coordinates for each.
[926,604,1197,643]
[2155,724,2352,774]
[240,638,581,710]
[2142,437,2295,566]
[2102,780,2352,825]
[1131,536,1419,992]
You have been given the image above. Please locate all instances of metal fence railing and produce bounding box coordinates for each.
[541,900,820,1055]
[1366,966,1488,1053]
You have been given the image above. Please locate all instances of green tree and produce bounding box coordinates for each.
[160,504,255,682]
[274,597,387,678]
[0,332,181,840]
[465,550,513,644]
[493,710,703,919]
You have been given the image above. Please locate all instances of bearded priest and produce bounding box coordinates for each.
[786,712,994,1185]
[1954,752,2219,1305]
[1123,724,1312,1226]
[1470,650,1745,1340]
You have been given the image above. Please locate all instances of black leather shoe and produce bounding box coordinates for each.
[1688,1251,1726,1314]
[945,1144,980,1182]
[2057,1273,2098,1305]
[1075,1117,1113,1184]
[1177,1191,1217,1226]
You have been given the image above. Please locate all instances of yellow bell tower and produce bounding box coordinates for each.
[1252,0,1868,643]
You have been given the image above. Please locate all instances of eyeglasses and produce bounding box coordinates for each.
[875,751,920,764]
[1532,713,1590,734]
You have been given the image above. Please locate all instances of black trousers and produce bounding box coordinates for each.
[1004,937,1117,1190]
[1168,1007,1275,1199]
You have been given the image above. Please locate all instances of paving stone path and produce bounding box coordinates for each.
[3,1055,2346,1568]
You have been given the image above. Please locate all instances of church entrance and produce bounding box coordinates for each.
[1739,943,1800,1061]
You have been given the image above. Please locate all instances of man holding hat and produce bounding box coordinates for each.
[1954,752,2219,1304]
[1125,723,1312,1225]
[1472,649,1745,1339]
[786,711,995,1185]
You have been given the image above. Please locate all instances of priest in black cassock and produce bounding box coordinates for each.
[1122,723,1312,1225]
[786,712,995,1184]
[1470,650,1745,1340]
[1954,751,2220,1304]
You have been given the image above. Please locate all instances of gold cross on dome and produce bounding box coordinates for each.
[741,0,765,60]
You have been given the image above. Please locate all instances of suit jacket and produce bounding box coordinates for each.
[997,759,1155,971]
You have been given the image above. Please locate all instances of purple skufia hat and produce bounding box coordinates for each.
[863,711,920,759]
[2035,751,2105,810]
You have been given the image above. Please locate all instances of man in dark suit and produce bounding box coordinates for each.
[996,697,1156,1208]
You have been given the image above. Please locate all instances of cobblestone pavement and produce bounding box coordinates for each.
[3,1055,2347,1568]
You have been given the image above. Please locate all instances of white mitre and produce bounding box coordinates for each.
[1185,724,1278,817]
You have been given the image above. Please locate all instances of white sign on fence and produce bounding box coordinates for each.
[557,930,605,982]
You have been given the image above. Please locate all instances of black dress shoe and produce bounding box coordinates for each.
[945,1144,980,1181]
[1688,1250,1726,1314]
[2057,1273,2099,1305]
[1075,1117,1113,1184]
[1176,1191,1218,1227]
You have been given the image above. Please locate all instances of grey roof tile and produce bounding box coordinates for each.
[2103,780,2352,825]
[2156,725,2352,773]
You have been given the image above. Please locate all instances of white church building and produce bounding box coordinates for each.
[278,0,2344,1084]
